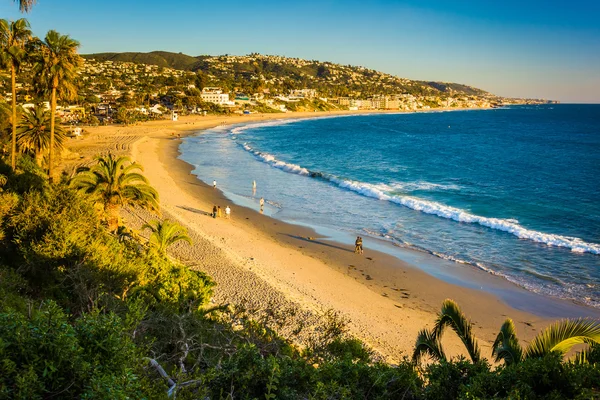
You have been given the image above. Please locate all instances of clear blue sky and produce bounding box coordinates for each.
[2,0,599,102]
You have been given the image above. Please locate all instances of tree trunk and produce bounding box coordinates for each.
[105,203,120,232]
[48,86,56,181]
[35,151,43,167]
[10,63,17,170]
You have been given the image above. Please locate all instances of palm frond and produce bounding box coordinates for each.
[15,0,37,13]
[524,318,600,360]
[492,318,523,365]
[71,154,160,230]
[413,328,447,364]
[31,29,82,99]
[433,299,481,363]
[16,106,66,162]
[143,220,192,253]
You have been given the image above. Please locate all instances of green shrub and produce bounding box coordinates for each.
[0,301,160,399]
[1,178,213,314]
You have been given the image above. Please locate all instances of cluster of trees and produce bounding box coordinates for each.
[1,12,82,179]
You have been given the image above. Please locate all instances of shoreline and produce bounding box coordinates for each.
[63,109,599,362]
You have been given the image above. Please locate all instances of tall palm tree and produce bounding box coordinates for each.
[70,154,159,231]
[492,317,600,365]
[31,30,82,180]
[0,18,31,170]
[16,105,65,167]
[142,219,192,254]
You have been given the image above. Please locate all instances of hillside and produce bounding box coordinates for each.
[83,51,492,99]
[84,51,200,70]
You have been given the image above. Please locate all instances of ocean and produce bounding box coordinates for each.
[179,105,600,309]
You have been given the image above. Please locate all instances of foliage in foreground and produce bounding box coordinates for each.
[0,156,598,399]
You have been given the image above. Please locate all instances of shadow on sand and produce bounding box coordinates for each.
[281,234,354,253]
[177,205,211,217]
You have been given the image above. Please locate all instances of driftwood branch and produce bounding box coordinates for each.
[144,357,176,388]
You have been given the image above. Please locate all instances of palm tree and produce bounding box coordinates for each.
[70,154,159,231]
[31,30,82,180]
[142,219,192,254]
[492,317,600,365]
[14,0,37,12]
[0,18,31,170]
[413,299,481,364]
[16,105,65,167]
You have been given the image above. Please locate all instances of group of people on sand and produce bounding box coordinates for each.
[211,180,230,219]
[212,205,231,219]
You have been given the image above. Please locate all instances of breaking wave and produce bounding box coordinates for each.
[240,142,600,255]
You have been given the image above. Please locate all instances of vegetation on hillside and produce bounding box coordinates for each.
[83,51,491,100]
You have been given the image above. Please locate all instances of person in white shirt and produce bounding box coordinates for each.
[259,197,265,212]
[225,205,231,219]
[213,180,217,188]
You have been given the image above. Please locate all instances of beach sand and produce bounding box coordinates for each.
[63,111,585,362]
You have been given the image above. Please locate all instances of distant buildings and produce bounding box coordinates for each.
[201,87,235,106]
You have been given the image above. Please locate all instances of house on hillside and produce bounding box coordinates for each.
[201,87,235,106]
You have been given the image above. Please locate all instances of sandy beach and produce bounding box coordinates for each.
[62,111,598,363]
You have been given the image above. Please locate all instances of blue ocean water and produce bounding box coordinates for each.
[180,105,600,308]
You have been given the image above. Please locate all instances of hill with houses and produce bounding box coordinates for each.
[83,51,495,101]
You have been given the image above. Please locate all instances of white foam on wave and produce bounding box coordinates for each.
[229,113,371,136]
[380,181,462,192]
[340,178,600,255]
[239,142,600,255]
[231,119,299,135]
[243,143,309,175]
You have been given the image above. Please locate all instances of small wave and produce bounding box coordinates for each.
[232,119,299,135]
[243,143,309,175]
[240,143,600,256]
[348,227,599,308]
[229,114,372,136]
[266,200,282,208]
[380,181,462,192]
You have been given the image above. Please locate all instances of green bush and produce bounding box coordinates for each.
[0,301,160,399]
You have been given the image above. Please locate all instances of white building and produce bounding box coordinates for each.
[289,89,318,99]
[201,87,235,106]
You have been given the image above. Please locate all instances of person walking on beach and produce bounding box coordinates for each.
[217,206,222,218]
[259,197,265,212]
[225,205,231,219]
[212,205,217,218]
[354,236,363,254]
[213,180,217,189]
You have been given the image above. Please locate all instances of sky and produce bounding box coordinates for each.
[1,0,599,103]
